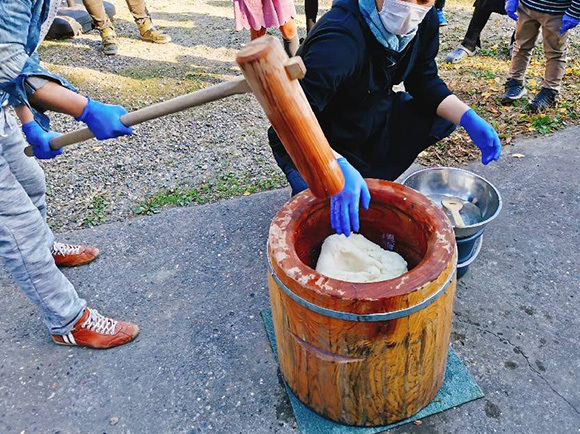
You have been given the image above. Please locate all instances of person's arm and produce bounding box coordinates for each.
[437,94,501,165]
[435,94,470,124]
[27,81,88,118]
[269,26,369,235]
[403,9,453,114]
[0,1,36,92]
[14,104,34,124]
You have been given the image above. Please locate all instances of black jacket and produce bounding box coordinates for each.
[269,0,454,178]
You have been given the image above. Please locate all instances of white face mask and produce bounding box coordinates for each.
[379,0,431,36]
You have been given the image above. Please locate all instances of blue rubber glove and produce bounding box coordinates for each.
[76,97,133,140]
[330,158,371,237]
[560,13,580,34]
[22,121,63,160]
[460,109,502,165]
[505,0,519,21]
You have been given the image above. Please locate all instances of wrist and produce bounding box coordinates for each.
[22,120,39,134]
[75,97,92,122]
[459,108,476,128]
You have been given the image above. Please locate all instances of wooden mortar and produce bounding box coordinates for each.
[267,179,457,426]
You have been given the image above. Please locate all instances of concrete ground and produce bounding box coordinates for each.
[1,127,579,434]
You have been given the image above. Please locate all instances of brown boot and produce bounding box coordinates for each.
[52,308,139,349]
[138,19,171,43]
[52,242,99,267]
[100,27,119,55]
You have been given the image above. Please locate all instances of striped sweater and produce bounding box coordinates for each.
[521,0,580,19]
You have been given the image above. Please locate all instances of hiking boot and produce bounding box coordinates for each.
[52,242,99,267]
[52,308,139,349]
[530,87,558,112]
[100,27,119,55]
[445,45,475,63]
[501,79,527,105]
[138,19,171,44]
[437,10,448,26]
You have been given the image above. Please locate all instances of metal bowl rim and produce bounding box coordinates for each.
[400,167,503,230]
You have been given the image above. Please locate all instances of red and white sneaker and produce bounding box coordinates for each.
[52,308,139,349]
[51,242,99,267]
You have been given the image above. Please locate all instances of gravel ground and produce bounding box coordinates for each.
[36,0,578,231]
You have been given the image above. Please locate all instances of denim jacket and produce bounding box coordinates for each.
[0,0,76,129]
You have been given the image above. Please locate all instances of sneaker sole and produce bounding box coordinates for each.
[53,340,77,346]
[140,37,172,44]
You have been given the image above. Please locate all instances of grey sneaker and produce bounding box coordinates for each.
[445,46,475,64]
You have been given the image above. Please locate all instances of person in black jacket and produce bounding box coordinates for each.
[269,0,502,236]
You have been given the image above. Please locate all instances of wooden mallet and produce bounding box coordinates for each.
[24,36,344,198]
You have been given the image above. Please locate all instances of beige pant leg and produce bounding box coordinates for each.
[508,6,541,82]
[538,13,568,91]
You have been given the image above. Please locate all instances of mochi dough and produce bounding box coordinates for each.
[315,233,408,283]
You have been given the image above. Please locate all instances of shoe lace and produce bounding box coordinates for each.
[81,309,118,335]
[52,242,81,257]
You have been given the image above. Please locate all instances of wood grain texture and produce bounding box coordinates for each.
[236,36,344,199]
[267,180,457,426]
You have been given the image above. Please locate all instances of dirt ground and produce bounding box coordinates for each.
[37,0,579,230]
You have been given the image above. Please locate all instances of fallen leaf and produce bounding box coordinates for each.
[512,153,525,158]
[529,79,537,87]
[414,420,423,425]
[110,416,119,426]
[92,146,103,152]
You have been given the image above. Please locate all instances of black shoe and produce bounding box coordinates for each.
[529,88,558,112]
[501,79,527,104]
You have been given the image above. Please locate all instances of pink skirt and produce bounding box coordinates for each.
[233,0,297,31]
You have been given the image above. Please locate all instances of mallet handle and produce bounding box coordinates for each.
[24,76,251,157]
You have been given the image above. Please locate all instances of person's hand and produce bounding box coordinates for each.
[460,109,502,165]
[560,13,579,34]
[21,121,63,160]
[330,158,371,237]
[76,97,133,140]
[505,0,519,21]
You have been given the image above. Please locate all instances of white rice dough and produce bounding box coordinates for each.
[315,234,408,283]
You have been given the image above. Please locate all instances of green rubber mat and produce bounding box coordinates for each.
[261,308,484,433]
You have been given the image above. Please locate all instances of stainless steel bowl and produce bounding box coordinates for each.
[400,167,502,238]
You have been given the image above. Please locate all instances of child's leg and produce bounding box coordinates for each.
[508,6,541,83]
[250,27,267,40]
[280,19,299,57]
[539,14,569,91]
[305,0,318,33]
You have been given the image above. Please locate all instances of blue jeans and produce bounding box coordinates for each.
[0,109,85,334]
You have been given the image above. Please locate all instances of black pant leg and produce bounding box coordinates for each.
[462,5,494,51]
[435,0,446,10]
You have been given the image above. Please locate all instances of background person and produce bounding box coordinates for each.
[500,0,579,111]
[269,0,502,236]
[234,0,300,56]
[82,0,171,55]
[445,0,516,63]
[0,0,138,349]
